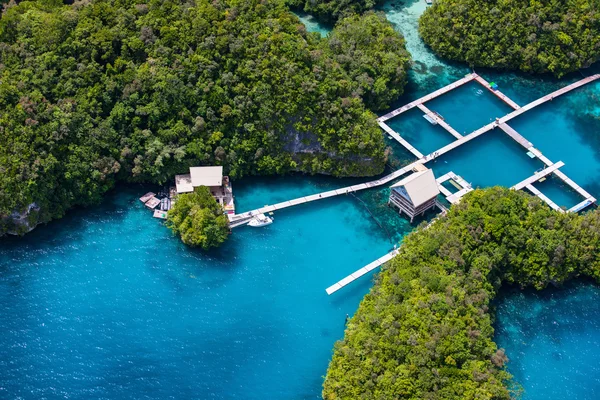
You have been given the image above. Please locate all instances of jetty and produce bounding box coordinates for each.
[230,74,599,231]
[325,250,398,295]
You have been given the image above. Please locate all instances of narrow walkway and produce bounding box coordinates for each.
[498,123,533,148]
[325,250,398,295]
[416,104,463,139]
[379,121,424,158]
[378,73,476,122]
[473,74,521,110]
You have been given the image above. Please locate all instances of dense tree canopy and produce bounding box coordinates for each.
[419,0,600,77]
[166,186,229,249]
[0,0,410,235]
[324,187,600,399]
[326,12,411,111]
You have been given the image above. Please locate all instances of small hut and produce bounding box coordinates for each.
[389,168,440,222]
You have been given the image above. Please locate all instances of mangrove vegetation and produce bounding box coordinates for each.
[323,187,600,399]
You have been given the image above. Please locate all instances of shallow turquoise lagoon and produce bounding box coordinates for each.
[495,282,600,399]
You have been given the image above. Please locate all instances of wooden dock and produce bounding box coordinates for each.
[498,122,596,211]
[416,104,463,139]
[325,250,398,295]
[378,73,476,122]
[473,74,521,110]
[436,172,473,203]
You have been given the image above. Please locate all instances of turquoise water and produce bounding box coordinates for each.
[1,4,600,399]
[0,185,399,399]
[495,282,600,399]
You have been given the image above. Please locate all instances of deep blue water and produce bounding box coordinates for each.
[495,282,600,399]
[1,3,600,399]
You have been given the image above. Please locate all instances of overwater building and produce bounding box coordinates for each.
[388,167,440,222]
[175,166,235,214]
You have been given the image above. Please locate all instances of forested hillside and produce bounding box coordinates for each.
[324,187,600,398]
[419,0,600,77]
[0,0,409,234]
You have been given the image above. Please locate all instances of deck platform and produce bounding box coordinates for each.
[500,74,600,124]
[416,104,463,139]
[473,74,521,110]
[436,172,473,203]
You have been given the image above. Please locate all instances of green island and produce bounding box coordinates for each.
[323,187,600,398]
[166,186,229,249]
[0,0,409,235]
[419,0,600,77]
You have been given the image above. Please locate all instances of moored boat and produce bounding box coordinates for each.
[248,213,273,227]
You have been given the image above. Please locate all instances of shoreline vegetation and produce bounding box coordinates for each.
[166,186,230,249]
[0,0,410,236]
[323,187,600,399]
[419,0,600,77]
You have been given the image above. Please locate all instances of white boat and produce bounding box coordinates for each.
[248,213,273,227]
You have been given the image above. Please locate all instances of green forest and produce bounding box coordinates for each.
[419,0,600,77]
[0,0,410,235]
[323,187,600,399]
